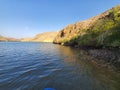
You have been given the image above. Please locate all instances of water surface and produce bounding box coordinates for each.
[0,42,120,90]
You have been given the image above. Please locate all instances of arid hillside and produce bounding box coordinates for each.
[21,32,58,42]
[53,5,120,47]
[0,35,20,42]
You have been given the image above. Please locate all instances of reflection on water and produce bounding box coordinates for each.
[0,42,120,90]
[57,45,120,90]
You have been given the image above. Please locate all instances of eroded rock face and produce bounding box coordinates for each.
[21,32,58,42]
[53,19,97,44]
[53,5,120,47]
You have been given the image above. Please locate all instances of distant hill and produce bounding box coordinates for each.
[0,35,7,41]
[53,5,120,47]
[21,32,58,42]
[0,35,20,42]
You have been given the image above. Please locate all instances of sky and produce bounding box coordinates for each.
[0,0,120,38]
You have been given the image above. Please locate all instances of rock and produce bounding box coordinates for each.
[76,48,120,69]
[88,49,116,62]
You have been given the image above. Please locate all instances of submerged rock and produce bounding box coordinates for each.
[86,49,120,70]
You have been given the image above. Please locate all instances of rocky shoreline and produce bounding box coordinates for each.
[78,48,120,70]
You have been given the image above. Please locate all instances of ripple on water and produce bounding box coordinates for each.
[0,42,120,90]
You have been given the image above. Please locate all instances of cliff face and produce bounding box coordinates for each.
[53,5,120,47]
[21,32,58,42]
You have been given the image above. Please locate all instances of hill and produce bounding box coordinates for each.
[53,5,120,48]
[0,35,7,41]
[0,35,20,42]
[21,32,58,42]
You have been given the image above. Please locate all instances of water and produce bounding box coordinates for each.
[0,42,120,90]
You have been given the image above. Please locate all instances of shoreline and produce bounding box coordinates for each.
[77,47,120,71]
[54,43,120,71]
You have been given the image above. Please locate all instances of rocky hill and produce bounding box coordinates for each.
[53,5,120,48]
[21,32,58,42]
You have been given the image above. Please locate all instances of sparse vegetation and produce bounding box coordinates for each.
[54,5,120,48]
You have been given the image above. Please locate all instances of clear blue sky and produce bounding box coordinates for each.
[0,0,120,38]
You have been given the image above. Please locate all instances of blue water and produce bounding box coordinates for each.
[0,42,120,90]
